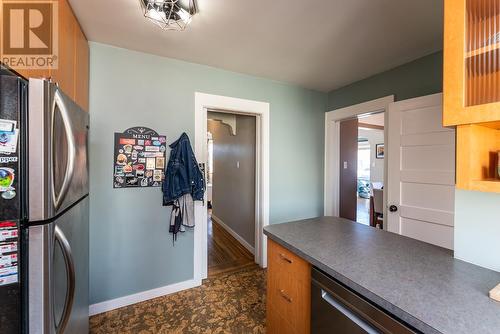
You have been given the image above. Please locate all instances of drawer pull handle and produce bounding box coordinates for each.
[279,289,293,303]
[279,253,293,264]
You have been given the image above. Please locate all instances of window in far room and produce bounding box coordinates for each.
[357,139,371,190]
[357,138,371,225]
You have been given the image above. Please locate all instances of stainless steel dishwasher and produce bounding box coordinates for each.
[311,267,419,334]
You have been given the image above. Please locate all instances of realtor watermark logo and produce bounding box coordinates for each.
[1,0,58,69]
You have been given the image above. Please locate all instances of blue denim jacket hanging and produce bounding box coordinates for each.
[162,132,205,206]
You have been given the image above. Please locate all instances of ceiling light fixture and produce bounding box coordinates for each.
[140,0,198,31]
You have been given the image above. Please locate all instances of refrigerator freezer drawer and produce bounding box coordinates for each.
[28,79,89,222]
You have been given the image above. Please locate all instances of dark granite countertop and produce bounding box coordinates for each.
[263,216,500,334]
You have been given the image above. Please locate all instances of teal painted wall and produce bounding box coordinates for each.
[328,52,443,110]
[328,51,500,273]
[89,43,327,304]
[455,191,500,272]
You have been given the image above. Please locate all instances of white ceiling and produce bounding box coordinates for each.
[359,113,385,127]
[68,0,443,92]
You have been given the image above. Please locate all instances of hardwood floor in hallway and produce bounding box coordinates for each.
[208,212,255,277]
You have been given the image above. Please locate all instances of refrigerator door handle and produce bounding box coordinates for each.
[54,226,75,334]
[51,89,76,211]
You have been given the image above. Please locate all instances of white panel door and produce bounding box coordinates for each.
[387,93,455,249]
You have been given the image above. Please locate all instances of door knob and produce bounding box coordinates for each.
[389,205,398,212]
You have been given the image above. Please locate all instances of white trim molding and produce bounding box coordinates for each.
[211,214,255,255]
[324,96,394,220]
[194,92,270,282]
[89,278,200,316]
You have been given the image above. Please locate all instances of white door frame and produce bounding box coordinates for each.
[194,92,270,282]
[324,96,394,223]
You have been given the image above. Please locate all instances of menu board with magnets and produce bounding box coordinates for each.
[113,127,166,189]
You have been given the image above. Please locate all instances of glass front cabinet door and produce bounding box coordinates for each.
[444,0,500,126]
[445,0,500,193]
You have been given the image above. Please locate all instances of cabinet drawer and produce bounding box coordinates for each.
[267,239,310,334]
[268,239,310,281]
[268,273,309,332]
[267,301,299,334]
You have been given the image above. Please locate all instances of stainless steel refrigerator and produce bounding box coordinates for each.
[0,65,89,334]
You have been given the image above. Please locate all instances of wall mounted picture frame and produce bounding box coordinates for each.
[376,143,384,159]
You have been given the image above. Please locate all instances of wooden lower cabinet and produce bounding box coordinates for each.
[267,239,311,334]
[267,302,299,334]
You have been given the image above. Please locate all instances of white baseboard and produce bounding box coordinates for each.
[89,278,201,316]
[211,214,255,255]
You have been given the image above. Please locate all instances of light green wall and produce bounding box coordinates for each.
[454,190,500,272]
[328,51,500,273]
[328,52,443,110]
[89,42,327,304]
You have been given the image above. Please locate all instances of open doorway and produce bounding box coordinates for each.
[357,136,371,225]
[206,111,257,277]
[324,96,393,225]
[326,94,454,249]
[358,114,385,228]
[194,92,270,282]
[338,112,385,228]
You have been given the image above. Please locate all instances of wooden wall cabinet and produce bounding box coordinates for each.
[50,0,76,101]
[13,0,89,112]
[444,0,500,192]
[456,123,500,192]
[267,239,311,334]
[74,23,90,112]
[444,0,500,126]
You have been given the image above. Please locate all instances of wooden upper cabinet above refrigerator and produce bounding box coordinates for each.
[443,0,500,126]
[50,0,76,102]
[74,21,90,112]
[12,0,89,112]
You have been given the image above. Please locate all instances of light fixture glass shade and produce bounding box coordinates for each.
[140,0,197,31]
